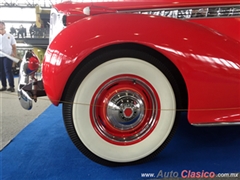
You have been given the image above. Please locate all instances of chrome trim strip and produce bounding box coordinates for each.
[192,122,240,127]
[120,5,240,19]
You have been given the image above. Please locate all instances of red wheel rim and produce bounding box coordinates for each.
[90,74,161,145]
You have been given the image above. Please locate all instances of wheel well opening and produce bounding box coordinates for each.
[62,43,188,110]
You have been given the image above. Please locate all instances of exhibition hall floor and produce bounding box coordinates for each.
[0,77,51,150]
[1,102,240,179]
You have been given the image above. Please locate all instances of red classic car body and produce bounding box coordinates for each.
[44,0,240,125]
[18,0,240,166]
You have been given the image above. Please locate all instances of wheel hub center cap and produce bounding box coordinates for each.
[123,107,133,118]
[106,90,144,130]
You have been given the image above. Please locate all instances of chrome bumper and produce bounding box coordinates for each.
[18,51,46,110]
[18,87,33,110]
[18,71,46,110]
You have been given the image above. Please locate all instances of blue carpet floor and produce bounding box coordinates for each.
[1,104,240,180]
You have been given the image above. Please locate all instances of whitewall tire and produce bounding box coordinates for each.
[63,49,181,166]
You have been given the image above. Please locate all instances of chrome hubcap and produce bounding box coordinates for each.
[107,91,144,130]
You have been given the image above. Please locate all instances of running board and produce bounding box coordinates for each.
[192,122,240,127]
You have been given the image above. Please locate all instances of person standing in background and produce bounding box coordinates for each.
[0,21,17,92]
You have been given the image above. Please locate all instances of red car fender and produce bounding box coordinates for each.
[43,13,240,124]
